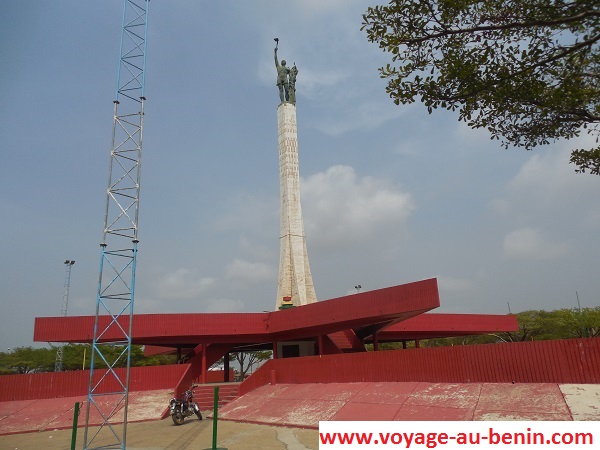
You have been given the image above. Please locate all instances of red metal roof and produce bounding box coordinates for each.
[34,279,439,347]
[370,313,518,342]
[33,278,517,350]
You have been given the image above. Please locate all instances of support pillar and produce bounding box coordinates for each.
[224,352,230,382]
[201,343,207,384]
[373,333,379,351]
[273,342,278,359]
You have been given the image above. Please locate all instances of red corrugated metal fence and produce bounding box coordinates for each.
[4,339,599,401]
[0,364,189,401]
[240,338,600,395]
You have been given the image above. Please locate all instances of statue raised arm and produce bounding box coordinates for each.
[274,39,290,103]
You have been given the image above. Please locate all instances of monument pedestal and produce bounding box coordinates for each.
[276,103,317,309]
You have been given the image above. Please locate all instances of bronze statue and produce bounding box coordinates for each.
[274,38,297,104]
[288,64,298,104]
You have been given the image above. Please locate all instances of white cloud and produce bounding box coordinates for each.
[301,165,414,249]
[509,153,570,202]
[392,141,420,157]
[205,298,246,313]
[215,193,278,236]
[503,227,569,260]
[150,269,215,300]
[312,100,405,136]
[238,235,276,261]
[225,259,275,284]
[284,0,364,17]
[437,276,475,293]
[489,198,511,215]
[488,141,600,269]
[506,144,599,210]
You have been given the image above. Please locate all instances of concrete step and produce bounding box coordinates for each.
[193,383,240,411]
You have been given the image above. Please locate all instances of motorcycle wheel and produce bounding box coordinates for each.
[172,412,185,425]
[193,403,203,420]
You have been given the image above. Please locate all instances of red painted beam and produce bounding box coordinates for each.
[268,278,440,340]
[368,313,519,342]
[34,313,269,345]
[34,279,441,347]
[37,280,514,351]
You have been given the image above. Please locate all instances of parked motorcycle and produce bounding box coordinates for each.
[169,389,202,425]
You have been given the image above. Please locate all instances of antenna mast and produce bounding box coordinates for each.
[83,1,150,448]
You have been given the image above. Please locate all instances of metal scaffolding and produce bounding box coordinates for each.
[83,1,149,448]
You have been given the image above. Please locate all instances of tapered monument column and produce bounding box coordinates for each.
[276,102,317,308]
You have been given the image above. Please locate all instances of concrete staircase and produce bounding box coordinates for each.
[193,383,240,412]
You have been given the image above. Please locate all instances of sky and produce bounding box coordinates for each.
[1,1,599,351]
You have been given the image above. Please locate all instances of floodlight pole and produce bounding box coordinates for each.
[55,260,75,372]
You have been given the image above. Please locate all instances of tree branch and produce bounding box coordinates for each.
[401,10,600,45]
[434,33,600,102]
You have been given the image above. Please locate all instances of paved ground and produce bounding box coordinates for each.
[0,418,319,450]
[0,389,174,435]
[219,382,600,425]
[1,382,597,449]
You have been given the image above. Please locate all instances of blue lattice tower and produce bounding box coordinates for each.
[83,1,149,448]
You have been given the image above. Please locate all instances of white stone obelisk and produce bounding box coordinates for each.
[276,102,317,309]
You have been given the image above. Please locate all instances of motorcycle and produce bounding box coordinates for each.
[169,389,203,425]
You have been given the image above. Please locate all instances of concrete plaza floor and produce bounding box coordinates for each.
[0,418,319,450]
[2,382,598,449]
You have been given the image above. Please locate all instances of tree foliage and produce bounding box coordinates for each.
[0,344,176,375]
[211,351,273,380]
[362,0,600,173]
[0,347,55,374]
[420,307,600,347]
[231,351,272,380]
[502,307,600,341]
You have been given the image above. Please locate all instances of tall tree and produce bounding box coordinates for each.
[0,345,177,375]
[0,347,55,374]
[501,307,600,341]
[231,351,272,380]
[362,0,600,173]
